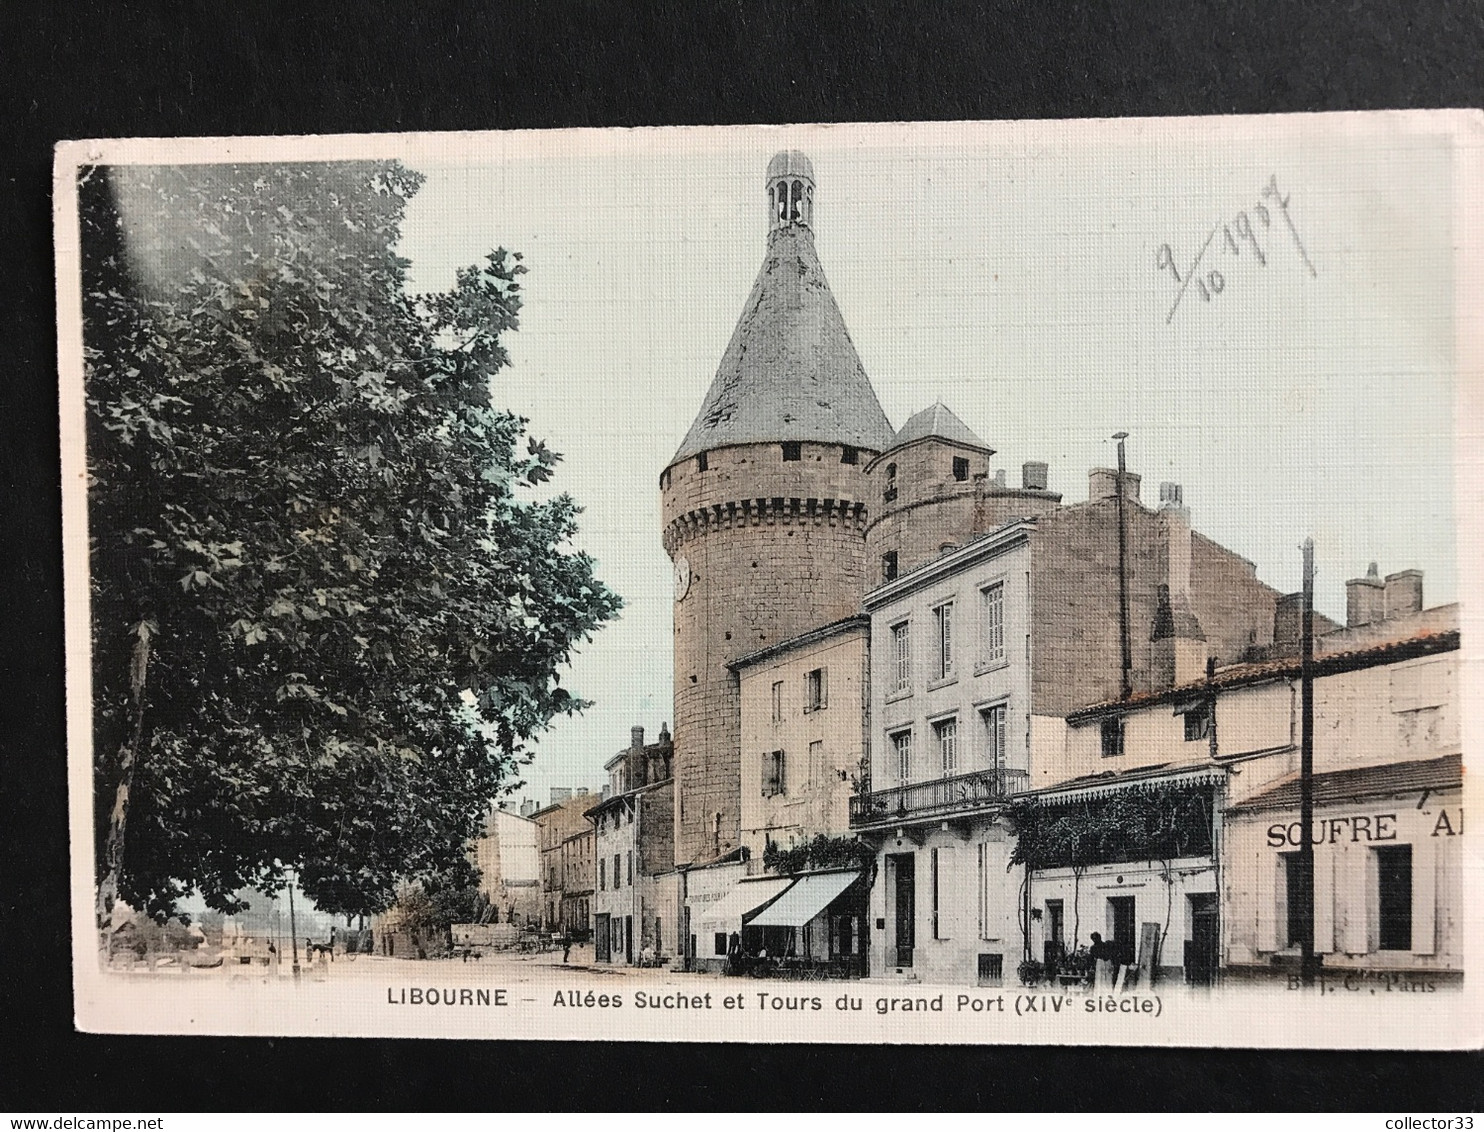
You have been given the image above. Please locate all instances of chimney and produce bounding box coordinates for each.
[1022,461,1049,491]
[1273,593,1304,655]
[993,468,1007,489]
[1345,562,1385,627]
[630,724,645,751]
[1150,485,1206,687]
[1089,467,1141,503]
[1383,569,1423,619]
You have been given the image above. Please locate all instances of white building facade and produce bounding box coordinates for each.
[852,521,1035,986]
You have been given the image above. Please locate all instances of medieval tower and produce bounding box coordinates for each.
[661,152,893,866]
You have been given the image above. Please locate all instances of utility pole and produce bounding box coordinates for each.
[1299,538,1319,987]
[288,875,302,981]
[1113,432,1132,700]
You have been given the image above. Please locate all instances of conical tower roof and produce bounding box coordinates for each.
[888,402,993,453]
[671,160,893,464]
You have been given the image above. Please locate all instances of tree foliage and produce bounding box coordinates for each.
[762,834,876,877]
[82,161,620,921]
[1006,784,1215,871]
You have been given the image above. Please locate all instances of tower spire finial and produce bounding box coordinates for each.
[766,150,815,231]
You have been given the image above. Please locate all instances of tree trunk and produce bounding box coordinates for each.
[96,619,154,926]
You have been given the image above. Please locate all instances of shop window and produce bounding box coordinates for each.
[977,953,1004,986]
[1100,717,1125,758]
[805,667,827,712]
[1283,852,1305,948]
[763,749,787,797]
[1376,844,1413,951]
[953,456,970,482]
[782,441,802,461]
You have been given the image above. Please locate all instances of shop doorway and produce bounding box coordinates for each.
[889,853,915,968]
[1108,895,1136,967]
[1185,892,1218,985]
[594,913,611,962]
[625,915,634,964]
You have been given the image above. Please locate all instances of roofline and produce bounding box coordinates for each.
[728,615,870,671]
[1026,762,1227,804]
[863,433,996,473]
[863,518,1037,609]
[1065,629,1461,724]
[665,437,885,475]
[584,777,675,818]
[1227,753,1463,813]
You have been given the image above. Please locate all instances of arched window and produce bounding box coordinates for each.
[790,180,803,221]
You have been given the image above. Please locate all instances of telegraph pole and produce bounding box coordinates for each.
[288,875,302,981]
[1299,538,1319,987]
[1113,432,1132,700]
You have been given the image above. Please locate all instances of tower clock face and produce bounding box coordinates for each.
[673,556,692,601]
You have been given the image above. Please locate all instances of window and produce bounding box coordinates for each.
[884,462,898,502]
[715,932,728,957]
[763,749,787,797]
[696,451,708,472]
[1100,716,1125,758]
[808,740,823,791]
[599,858,606,891]
[892,730,913,783]
[771,680,783,724]
[981,582,1005,665]
[882,551,899,582]
[977,953,1003,986]
[841,446,859,465]
[1376,844,1413,951]
[1183,700,1212,742]
[1283,852,1305,948]
[933,602,954,680]
[981,703,1007,774]
[627,850,633,886]
[935,717,958,776]
[805,667,827,712]
[891,622,911,691]
[782,441,802,461]
[953,456,970,482]
[614,853,621,889]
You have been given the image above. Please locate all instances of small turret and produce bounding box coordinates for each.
[767,150,815,229]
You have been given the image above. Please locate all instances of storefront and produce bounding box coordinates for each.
[1018,765,1225,987]
[1223,753,1463,983]
[741,869,868,977]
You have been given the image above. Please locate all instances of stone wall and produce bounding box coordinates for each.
[662,440,877,865]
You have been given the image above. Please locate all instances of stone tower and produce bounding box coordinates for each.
[661,151,893,866]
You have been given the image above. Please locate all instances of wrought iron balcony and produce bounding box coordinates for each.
[849,766,1030,827]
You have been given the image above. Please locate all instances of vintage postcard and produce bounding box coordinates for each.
[56,112,1482,1046]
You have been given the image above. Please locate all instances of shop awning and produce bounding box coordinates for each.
[695,877,793,927]
[747,871,859,928]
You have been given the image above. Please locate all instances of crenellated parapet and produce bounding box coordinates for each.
[663,495,869,555]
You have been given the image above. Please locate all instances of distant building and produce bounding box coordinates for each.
[471,807,540,927]
[531,790,599,938]
[588,724,675,965]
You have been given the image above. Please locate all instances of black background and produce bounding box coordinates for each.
[4,0,1483,1112]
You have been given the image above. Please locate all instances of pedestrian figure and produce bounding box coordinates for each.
[726,931,743,976]
[562,933,572,963]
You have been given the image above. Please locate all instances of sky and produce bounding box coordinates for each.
[389,116,1464,806]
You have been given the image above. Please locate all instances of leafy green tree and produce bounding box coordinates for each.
[82,161,620,923]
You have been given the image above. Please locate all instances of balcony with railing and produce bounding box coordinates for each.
[849,766,1030,828]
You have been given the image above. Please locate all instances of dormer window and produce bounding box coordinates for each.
[696,451,708,472]
[953,456,970,482]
